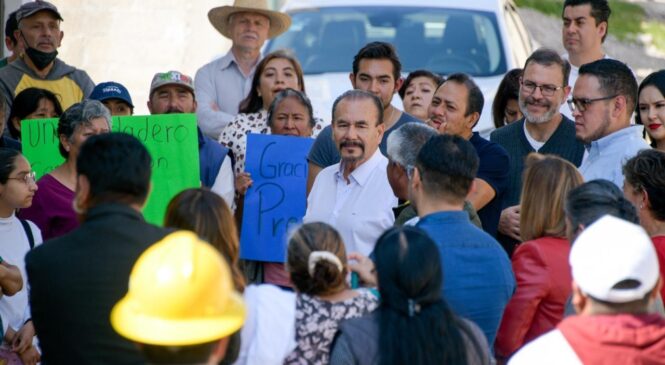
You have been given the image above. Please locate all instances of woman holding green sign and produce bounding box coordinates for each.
[7,87,63,141]
[19,100,111,240]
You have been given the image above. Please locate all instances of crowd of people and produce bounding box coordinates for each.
[0,0,665,364]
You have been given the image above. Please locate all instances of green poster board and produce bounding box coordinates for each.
[21,114,200,225]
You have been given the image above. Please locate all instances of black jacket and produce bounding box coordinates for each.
[26,203,170,365]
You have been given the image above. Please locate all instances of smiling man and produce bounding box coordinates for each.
[304,90,398,256]
[195,0,291,138]
[572,59,649,187]
[560,0,611,118]
[491,48,585,253]
[428,73,510,238]
[0,0,94,112]
[306,42,421,193]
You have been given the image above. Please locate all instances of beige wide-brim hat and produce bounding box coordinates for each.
[209,0,292,39]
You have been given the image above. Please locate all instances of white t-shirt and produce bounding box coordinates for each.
[523,121,546,151]
[0,215,42,333]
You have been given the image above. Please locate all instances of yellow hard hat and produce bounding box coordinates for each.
[111,231,246,346]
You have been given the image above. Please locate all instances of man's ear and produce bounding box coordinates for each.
[349,73,356,88]
[393,77,404,95]
[597,21,608,40]
[466,111,480,130]
[75,174,91,211]
[571,281,588,315]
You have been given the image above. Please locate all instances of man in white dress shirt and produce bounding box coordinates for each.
[195,0,291,138]
[304,90,398,256]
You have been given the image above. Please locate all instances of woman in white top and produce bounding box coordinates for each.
[0,148,42,364]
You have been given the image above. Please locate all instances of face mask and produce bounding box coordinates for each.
[20,32,58,70]
[24,46,58,70]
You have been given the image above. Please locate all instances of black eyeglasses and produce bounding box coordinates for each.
[567,95,617,113]
[7,171,36,185]
[520,79,564,97]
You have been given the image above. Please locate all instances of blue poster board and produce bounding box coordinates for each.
[240,134,314,262]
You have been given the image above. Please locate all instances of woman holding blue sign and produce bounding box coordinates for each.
[236,89,319,287]
[219,51,324,176]
[18,100,111,240]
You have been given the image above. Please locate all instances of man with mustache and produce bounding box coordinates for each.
[304,90,398,256]
[0,1,94,112]
[428,73,510,238]
[491,48,585,255]
[306,42,421,194]
[148,71,235,208]
[195,0,291,139]
[560,0,611,120]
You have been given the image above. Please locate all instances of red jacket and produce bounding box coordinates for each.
[652,236,665,301]
[495,236,572,358]
[559,314,665,364]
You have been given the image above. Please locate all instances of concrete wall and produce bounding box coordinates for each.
[6,1,235,114]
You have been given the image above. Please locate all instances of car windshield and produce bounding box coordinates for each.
[266,6,507,77]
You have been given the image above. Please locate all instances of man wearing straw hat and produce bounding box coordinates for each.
[195,0,292,139]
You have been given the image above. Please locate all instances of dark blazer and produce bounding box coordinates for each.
[26,203,170,365]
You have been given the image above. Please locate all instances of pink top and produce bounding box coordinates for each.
[18,174,78,241]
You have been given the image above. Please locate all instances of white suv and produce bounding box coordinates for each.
[265,0,534,135]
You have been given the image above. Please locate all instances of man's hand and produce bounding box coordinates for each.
[348,252,377,287]
[12,321,35,354]
[498,205,521,240]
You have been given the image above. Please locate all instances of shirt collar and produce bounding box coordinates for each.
[218,51,237,70]
[334,149,385,187]
[586,125,644,151]
[418,210,468,225]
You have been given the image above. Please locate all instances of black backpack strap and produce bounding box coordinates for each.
[19,219,35,250]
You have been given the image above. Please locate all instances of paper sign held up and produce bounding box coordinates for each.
[240,134,314,262]
[21,114,200,225]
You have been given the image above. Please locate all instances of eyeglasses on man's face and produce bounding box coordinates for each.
[567,95,617,113]
[520,78,564,97]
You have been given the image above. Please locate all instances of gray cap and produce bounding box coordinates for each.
[16,1,63,23]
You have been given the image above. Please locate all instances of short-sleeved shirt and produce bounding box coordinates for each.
[308,111,421,168]
[469,132,510,237]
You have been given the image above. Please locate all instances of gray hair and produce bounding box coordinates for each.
[267,88,315,128]
[331,90,384,125]
[386,123,437,169]
[57,99,112,158]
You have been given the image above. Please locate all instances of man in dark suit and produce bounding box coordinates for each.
[26,133,170,364]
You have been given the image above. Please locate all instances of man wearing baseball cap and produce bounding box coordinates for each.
[148,70,235,208]
[194,0,291,139]
[509,215,665,364]
[111,231,246,365]
[90,81,134,116]
[0,0,94,112]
